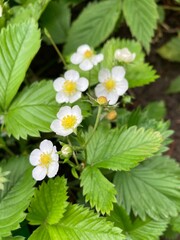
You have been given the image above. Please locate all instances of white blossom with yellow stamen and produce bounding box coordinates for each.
[50,105,83,137]
[53,70,89,103]
[29,140,59,181]
[70,44,104,71]
[95,66,128,105]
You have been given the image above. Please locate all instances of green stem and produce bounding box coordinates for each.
[67,137,79,166]
[162,5,180,11]
[2,146,14,156]
[83,105,102,147]
[44,28,67,67]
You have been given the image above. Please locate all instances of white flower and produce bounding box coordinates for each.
[50,105,83,137]
[70,44,104,71]
[53,70,89,103]
[29,140,59,181]
[114,48,136,63]
[95,66,128,105]
[0,5,3,18]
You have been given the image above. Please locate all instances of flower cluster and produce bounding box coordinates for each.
[30,44,131,181]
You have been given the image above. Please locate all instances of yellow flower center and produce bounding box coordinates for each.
[84,50,93,58]
[61,115,77,129]
[63,80,77,95]
[40,153,52,166]
[104,79,116,91]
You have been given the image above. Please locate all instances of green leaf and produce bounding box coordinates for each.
[27,176,68,225]
[126,63,159,88]
[0,19,40,110]
[0,156,35,238]
[4,80,59,139]
[64,0,121,54]
[101,38,145,69]
[40,0,70,44]
[29,204,124,240]
[123,0,158,52]
[157,35,180,62]
[108,204,168,240]
[144,101,166,121]
[86,126,162,171]
[9,0,51,24]
[114,156,180,220]
[80,166,117,214]
[167,75,180,93]
[2,237,25,240]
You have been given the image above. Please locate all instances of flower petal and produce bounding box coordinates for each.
[32,166,47,181]
[47,162,59,178]
[79,59,93,71]
[116,78,128,95]
[64,70,79,81]
[91,53,104,65]
[95,84,107,98]
[111,66,125,81]
[40,139,53,153]
[56,92,69,103]
[70,53,83,64]
[57,106,72,119]
[57,128,73,137]
[69,92,81,103]
[51,148,59,162]
[53,77,65,92]
[29,149,41,166]
[98,68,111,83]
[77,77,89,91]
[107,92,119,105]
[51,119,61,133]
[77,44,91,54]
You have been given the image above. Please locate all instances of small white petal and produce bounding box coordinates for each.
[116,78,129,95]
[32,166,47,181]
[95,84,107,97]
[72,105,81,116]
[70,53,83,64]
[51,119,61,133]
[40,140,53,153]
[111,66,126,82]
[57,128,73,137]
[91,53,104,65]
[51,149,59,162]
[64,70,79,81]
[77,44,91,54]
[29,149,41,166]
[107,92,119,105]
[57,106,72,119]
[53,78,65,92]
[98,68,111,83]
[79,59,93,71]
[69,92,81,103]
[56,92,69,103]
[77,77,89,91]
[47,162,59,178]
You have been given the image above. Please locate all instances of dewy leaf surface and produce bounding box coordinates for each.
[0,19,40,110]
[29,204,125,240]
[114,156,180,220]
[86,126,162,171]
[0,157,35,238]
[4,80,59,139]
[27,177,68,225]
[64,0,121,54]
[80,166,116,214]
[123,0,158,52]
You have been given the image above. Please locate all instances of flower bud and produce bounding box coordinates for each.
[0,5,3,17]
[61,144,73,159]
[97,96,108,105]
[114,48,136,63]
[106,110,117,121]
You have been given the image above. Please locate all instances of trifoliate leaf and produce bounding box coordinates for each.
[40,0,70,44]
[86,126,162,171]
[64,0,121,54]
[123,0,158,52]
[80,166,116,214]
[4,80,59,139]
[114,156,180,220]
[0,157,35,238]
[108,204,168,240]
[157,35,180,62]
[27,176,68,225]
[29,204,125,240]
[167,75,180,94]
[0,19,40,110]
